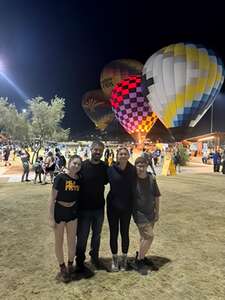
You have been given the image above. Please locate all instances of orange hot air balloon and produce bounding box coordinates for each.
[100,59,143,98]
[82,90,114,131]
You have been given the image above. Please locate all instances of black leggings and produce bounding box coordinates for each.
[107,206,131,254]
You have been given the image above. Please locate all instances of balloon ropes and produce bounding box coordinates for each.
[100,59,143,97]
[110,75,158,144]
[142,43,224,141]
[82,90,114,131]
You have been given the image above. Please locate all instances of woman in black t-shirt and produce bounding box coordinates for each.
[107,147,136,272]
[49,155,82,283]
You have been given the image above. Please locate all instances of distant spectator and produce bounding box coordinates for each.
[19,150,30,182]
[55,149,66,170]
[173,150,182,173]
[104,146,110,165]
[34,156,44,183]
[141,149,156,176]
[108,149,115,166]
[213,151,221,172]
[202,150,208,164]
[43,151,56,184]
[221,150,225,174]
[152,151,158,166]
[3,146,11,166]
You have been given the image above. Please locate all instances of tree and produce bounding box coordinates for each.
[27,96,70,162]
[28,95,70,142]
[0,97,30,141]
[177,144,190,166]
[0,97,13,134]
[1,95,70,159]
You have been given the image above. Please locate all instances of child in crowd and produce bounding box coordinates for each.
[34,156,44,183]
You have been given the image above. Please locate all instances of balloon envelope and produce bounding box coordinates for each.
[100,59,143,97]
[82,90,114,131]
[111,75,158,143]
[142,43,224,140]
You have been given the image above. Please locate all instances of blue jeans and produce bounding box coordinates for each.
[76,209,104,266]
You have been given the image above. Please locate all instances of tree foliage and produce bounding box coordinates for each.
[27,95,69,143]
[177,144,190,166]
[0,95,70,144]
[0,97,29,141]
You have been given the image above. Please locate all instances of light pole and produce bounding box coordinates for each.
[210,103,214,133]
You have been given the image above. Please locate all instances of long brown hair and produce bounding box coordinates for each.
[116,147,130,162]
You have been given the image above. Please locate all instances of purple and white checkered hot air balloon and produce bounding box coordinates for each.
[110,75,158,143]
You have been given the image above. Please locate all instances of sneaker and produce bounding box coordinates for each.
[68,264,77,280]
[130,259,148,276]
[56,269,70,283]
[120,254,127,271]
[143,257,159,271]
[111,254,119,272]
[74,263,85,273]
[137,259,148,276]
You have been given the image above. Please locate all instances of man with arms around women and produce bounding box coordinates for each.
[49,141,161,282]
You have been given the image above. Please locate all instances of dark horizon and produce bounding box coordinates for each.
[0,0,224,137]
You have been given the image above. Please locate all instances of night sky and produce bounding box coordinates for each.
[0,0,224,137]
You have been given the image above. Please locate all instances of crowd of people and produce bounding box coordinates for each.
[201,148,225,174]
[48,140,161,282]
[2,141,225,178]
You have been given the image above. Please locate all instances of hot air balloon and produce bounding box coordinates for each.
[100,59,143,97]
[82,90,114,131]
[142,43,224,141]
[111,75,158,143]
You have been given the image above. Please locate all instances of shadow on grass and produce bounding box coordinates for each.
[144,255,171,270]
[69,256,171,282]
[96,256,171,273]
[70,265,96,281]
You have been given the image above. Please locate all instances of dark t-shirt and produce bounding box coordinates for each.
[53,173,81,206]
[107,162,136,211]
[79,160,108,210]
[133,174,161,223]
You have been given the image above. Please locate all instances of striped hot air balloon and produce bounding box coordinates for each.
[110,75,157,143]
[142,43,224,141]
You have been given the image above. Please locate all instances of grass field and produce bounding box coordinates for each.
[0,173,225,300]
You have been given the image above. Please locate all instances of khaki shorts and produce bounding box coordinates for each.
[137,222,154,240]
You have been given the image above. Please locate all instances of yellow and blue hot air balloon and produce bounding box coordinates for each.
[142,43,224,141]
